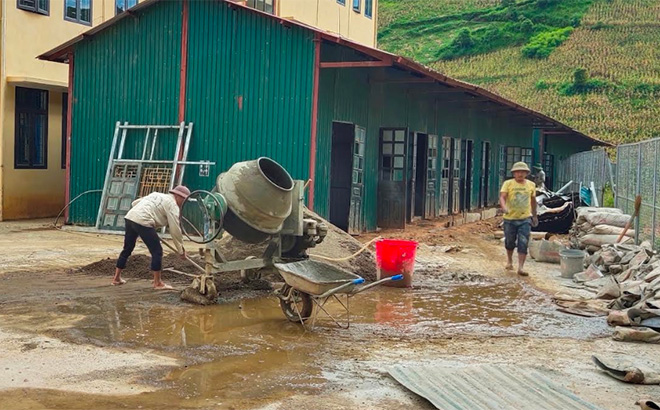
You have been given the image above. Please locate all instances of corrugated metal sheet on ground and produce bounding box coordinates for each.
[389,365,605,410]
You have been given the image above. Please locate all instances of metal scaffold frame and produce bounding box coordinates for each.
[96,121,215,230]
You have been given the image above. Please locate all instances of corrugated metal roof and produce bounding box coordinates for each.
[37,0,608,147]
[389,364,606,410]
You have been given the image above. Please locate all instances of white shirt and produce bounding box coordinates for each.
[125,192,184,253]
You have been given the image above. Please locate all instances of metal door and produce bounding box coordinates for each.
[408,132,418,223]
[99,164,141,230]
[348,126,366,235]
[480,141,491,207]
[440,137,451,216]
[452,138,461,214]
[378,128,408,229]
[425,135,439,219]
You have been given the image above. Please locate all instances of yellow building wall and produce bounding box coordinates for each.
[1,87,67,219]
[1,0,118,220]
[278,0,378,47]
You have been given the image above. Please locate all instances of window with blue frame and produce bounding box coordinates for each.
[65,0,92,25]
[246,0,274,14]
[18,0,49,15]
[15,87,48,170]
[365,0,372,17]
[115,0,137,15]
[352,0,360,12]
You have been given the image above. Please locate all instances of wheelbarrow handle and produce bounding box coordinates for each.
[315,280,360,299]
[351,274,404,295]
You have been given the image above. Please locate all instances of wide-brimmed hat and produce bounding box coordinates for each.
[169,185,191,199]
[511,162,531,173]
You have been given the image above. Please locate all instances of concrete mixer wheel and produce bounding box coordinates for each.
[279,285,313,323]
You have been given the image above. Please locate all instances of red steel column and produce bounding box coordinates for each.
[178,0,189,124]
[308,33,321,209]
[64,53,74,222]
[174,0,190,184]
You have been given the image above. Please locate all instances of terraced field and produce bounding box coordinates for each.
[379,0,660,144]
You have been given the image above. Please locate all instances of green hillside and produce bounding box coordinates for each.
[378,0,660,144]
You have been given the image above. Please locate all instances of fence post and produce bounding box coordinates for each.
[615,145,620,208]
[653,140,658,247]
[635,143,642,245]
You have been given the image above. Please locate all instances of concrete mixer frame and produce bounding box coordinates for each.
[197,180,322,278]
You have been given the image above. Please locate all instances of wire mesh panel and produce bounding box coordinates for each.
[556,148,611,205]
[616,138,660,248]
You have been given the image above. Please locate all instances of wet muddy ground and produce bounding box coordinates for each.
[1,220,660,409]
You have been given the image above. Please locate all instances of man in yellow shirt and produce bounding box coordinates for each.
[499,162,538,276]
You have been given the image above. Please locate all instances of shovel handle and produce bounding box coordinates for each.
[159,238,206,274]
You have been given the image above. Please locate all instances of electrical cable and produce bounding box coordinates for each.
[53,189,102,228]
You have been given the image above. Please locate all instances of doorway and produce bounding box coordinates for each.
[329,122,354,232]
[414,133,427,218]
[479,141,491,208]
[460,139,474,212]
[377,128,408,229]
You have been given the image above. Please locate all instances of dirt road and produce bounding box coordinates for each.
[0,219,658,409]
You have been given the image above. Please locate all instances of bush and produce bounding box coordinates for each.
[519,18,535,33]
[452,28,475,50]
[535,80,551,90]
[521,27,574,59]
[558,68,613,95]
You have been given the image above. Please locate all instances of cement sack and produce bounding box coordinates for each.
[528,240,564,263]
[584,212,631,228]
[580,234,633,247]
[589,225,635,237]
[576,207,622,224]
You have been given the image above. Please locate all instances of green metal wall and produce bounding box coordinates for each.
[315,41,575,231]
[184,1,315,190]
[69,1,182,224]
[68,0,315,225]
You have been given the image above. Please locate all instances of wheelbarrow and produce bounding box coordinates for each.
[274,260,402,330]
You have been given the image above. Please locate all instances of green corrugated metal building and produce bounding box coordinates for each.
[41,0,606,233]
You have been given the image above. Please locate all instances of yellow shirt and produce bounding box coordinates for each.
[500,179,536,220]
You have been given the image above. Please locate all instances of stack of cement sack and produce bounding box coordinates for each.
[571,207,634,254]
[575,242,660,343]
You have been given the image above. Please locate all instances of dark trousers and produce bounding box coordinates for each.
[116,219,163,271]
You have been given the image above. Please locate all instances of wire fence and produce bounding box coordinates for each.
[557,148,614,206]
[616,139,660,247]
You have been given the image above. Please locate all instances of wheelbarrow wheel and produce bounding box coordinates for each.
[279,286,313,323]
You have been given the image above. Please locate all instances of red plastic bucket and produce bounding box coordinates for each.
[375,239,418,288]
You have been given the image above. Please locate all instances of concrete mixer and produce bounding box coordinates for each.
[178,157,402,326]
[179,157,327,280]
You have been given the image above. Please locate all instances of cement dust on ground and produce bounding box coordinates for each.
[1,218,659,409]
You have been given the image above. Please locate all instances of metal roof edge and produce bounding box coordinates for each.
[38,0,610,147]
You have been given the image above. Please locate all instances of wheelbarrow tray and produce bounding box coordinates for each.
[274,260,362,296]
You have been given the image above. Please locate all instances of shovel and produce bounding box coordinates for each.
[159,238,206,274]
[617,195,642,243]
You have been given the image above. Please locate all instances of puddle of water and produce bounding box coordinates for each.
[323,279,608,339]
[0,273,609,409]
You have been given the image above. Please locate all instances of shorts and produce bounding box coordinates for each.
[503,218,532,255]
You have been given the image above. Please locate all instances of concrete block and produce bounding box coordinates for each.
[451,216,464,227]
[464,212,481,224]
[481,208,497,220]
